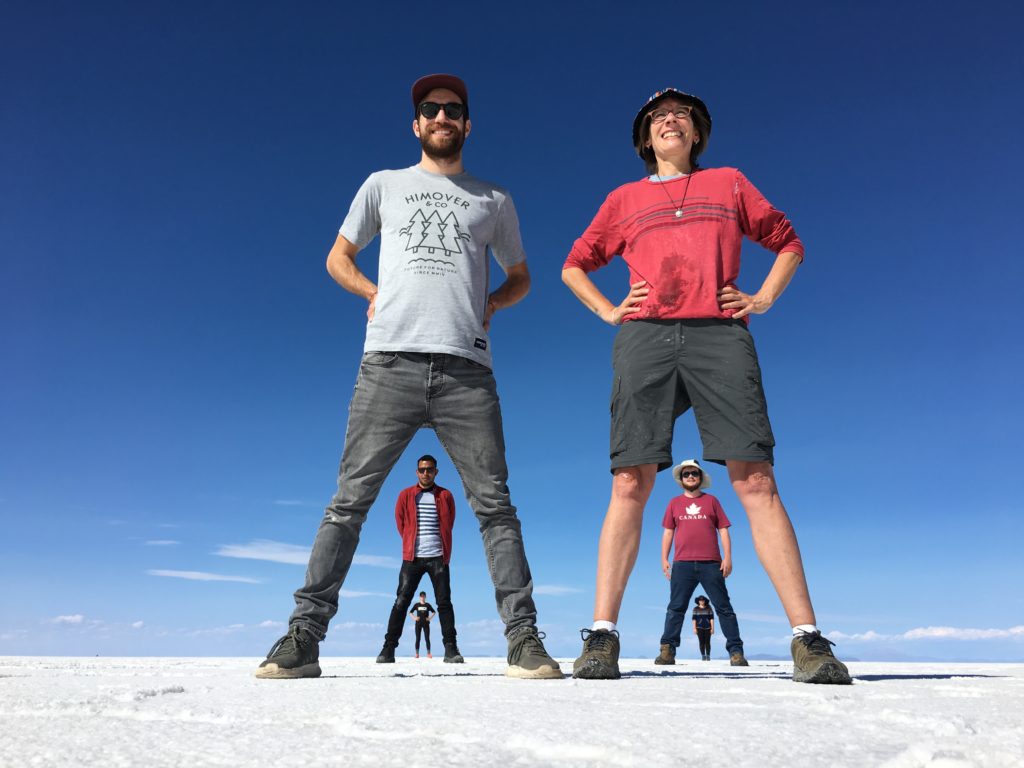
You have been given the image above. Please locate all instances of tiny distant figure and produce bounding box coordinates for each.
[653,460,747,667]
[378,455,461,664]
[692,596,714,661]
[410,592,436,658]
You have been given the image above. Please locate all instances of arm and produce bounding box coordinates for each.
[394,491,406,536]
[719,527,733,578]
[325,234,379,321]
[485,262,530,330]
[716,250,801,320]
[709,618,715,636]
[661,528,674,581]
[693,619,698,635]
[562,266,649,326]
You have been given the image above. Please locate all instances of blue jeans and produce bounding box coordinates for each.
[660,560,744,655]
[290,352,537,640]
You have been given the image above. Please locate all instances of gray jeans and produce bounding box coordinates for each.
[290,351,537,640]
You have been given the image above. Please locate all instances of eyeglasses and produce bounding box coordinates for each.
[418,102,465,120]
[649,105,693,124]
[417,467,437,474]
[680,470,702,479]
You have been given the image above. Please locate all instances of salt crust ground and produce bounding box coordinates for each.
[1,657,1022,767]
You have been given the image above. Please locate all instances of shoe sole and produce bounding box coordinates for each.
[375,658,395,664]
[572,661,621,680]
[443,657,465,663]
[506,663,564,679]
[792,661,852,684]
[653,659,675,665]
[254,662,321,679]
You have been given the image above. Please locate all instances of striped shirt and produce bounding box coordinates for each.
[415,490,442,557]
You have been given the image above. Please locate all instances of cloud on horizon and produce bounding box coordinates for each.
[534,584,583,596]
[145,540,179,546]
[147,569,261,584]
[214,539,398,568]
[50,614,85,625]
[829,625,1024,642]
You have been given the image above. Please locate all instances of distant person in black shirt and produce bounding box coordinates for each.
[693,595,714,660]
[410,592,436,658]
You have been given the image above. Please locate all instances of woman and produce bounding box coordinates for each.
[562,87,850,685]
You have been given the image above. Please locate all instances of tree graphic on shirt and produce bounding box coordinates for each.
[400,209,470,258]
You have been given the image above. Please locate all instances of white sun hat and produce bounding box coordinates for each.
[671,459,711,490]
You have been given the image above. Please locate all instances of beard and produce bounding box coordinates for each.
[419,124,465,160]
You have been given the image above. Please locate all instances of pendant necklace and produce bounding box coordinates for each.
[656,168,695,218]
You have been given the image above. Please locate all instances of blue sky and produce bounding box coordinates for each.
[2,1,1022,662]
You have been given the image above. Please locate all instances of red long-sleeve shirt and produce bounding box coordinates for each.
[564,167,804,321]
[394,484,455,564]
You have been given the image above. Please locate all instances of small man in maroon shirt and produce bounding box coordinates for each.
[654,460,746,666]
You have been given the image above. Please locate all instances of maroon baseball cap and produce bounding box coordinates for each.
[411,74,469,116]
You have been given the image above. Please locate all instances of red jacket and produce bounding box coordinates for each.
[394,484,456,564]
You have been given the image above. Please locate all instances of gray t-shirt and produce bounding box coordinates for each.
[339,165,526,368]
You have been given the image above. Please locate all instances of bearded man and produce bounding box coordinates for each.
[256,74,561,681]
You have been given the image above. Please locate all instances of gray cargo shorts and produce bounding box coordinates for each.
[609,319,775,471]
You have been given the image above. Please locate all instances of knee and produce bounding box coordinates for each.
[611,466,656,505]
[728,462,778,504]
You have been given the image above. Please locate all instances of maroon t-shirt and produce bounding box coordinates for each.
[662,493,731,562]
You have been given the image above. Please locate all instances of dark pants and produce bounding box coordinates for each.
[414,620,431,652]
[697,628,712,657]
[384,557,456,648]
[660,560,743,655]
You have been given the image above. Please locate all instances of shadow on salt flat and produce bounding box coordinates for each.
[852,673,1001,682]
[623,670,791,680]
[317,671,506,679]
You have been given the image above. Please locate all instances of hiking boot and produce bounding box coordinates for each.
[375,643,396,664]
[572,629,620,680]
[654,643,676,665]
[729,652,749,666]
[506,627,563,679]
[255,625,321,679]
[791,631,851,684]
[443,643,464,664]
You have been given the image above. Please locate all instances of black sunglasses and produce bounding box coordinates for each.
[680,470,702,479]
[417,467,437,474]
[418,101,465,120]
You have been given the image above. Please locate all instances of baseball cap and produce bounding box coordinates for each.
[412,74,469,117]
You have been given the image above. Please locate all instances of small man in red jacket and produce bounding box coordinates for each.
[376,455,463,663]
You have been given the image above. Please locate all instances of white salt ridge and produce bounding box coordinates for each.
[1,657,1022,767]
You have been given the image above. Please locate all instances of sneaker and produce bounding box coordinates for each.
[654,643,676,665]
[255,625,321,679]
[729,652,749,666]
[572,629,620,680]
[506,627,563,679]
[791,631,851,684]
[443,643,464,664]
[375,643,396,664]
